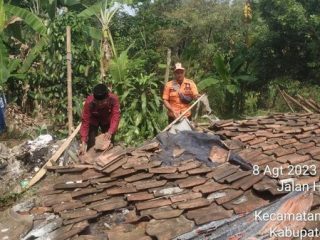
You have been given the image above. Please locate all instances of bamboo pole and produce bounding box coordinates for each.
[27,123,81,188]
[277,88,294,112]
[66,26,74,135]
[297,94,320,113]
[162,94,206,132]
[164,48,171,84]
[282,90,312,113]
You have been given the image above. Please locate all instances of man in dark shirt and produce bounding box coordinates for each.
[79,83,121,154]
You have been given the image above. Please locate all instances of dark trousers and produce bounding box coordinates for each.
[0,108,6,133]
[87,124,114,150]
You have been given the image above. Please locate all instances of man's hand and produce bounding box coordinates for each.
[79,142,87,155]
[173,111,180,119]
[104,132,112,140]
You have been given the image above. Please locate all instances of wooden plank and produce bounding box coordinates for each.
[27,123,81,188]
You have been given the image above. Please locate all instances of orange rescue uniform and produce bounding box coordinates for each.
[162,78,199,117]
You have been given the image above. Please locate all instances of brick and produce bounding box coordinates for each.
[177,198,210,210]
[127,192,154,201]
[136,199,172,210]
[176,177,207,188]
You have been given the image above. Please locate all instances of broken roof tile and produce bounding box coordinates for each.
[71,188,104,198]
[152,186,184,197]
[278,153,310,164]
[80,191,110,204]
[42,193,73,207]
[273,147,296,157]
[133,160,162,171]
[247,137,267,146]
[212,165,240,181]
[53,181,90,190]
[209,146,229,163]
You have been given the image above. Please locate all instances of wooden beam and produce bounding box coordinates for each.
[282,90,312,113]
[277,88,294,113]
[27,123,81,188]
[162,94,206,132]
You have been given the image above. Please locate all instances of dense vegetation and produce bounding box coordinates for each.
[1,0,320,144]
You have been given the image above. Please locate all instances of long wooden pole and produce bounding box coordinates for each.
[162,94,206,132]
[283,90,312,113]
[66,26,74,135]
[27,123,81,188]
[278,88,294,112]
[164,48,171,84]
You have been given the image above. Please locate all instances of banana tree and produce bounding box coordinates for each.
[198,53,256,115]
[78,0,132,79]
[0,0,48,89]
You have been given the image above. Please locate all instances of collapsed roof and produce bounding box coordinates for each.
[2,112,320,240]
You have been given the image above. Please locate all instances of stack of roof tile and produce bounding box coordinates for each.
[25,113,320,239]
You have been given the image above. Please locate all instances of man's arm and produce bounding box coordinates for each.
[107,95,121,136]
[79,98,90,144]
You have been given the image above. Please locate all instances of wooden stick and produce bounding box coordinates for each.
[164,48,171,84]
[297,94,320,113]
[66,26,74,135]
[278,88,294,112]
[162,94,206,132]
[282,90,312,113]
[27,123,81,188]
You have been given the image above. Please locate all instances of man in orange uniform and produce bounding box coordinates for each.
[162,63,199,123]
